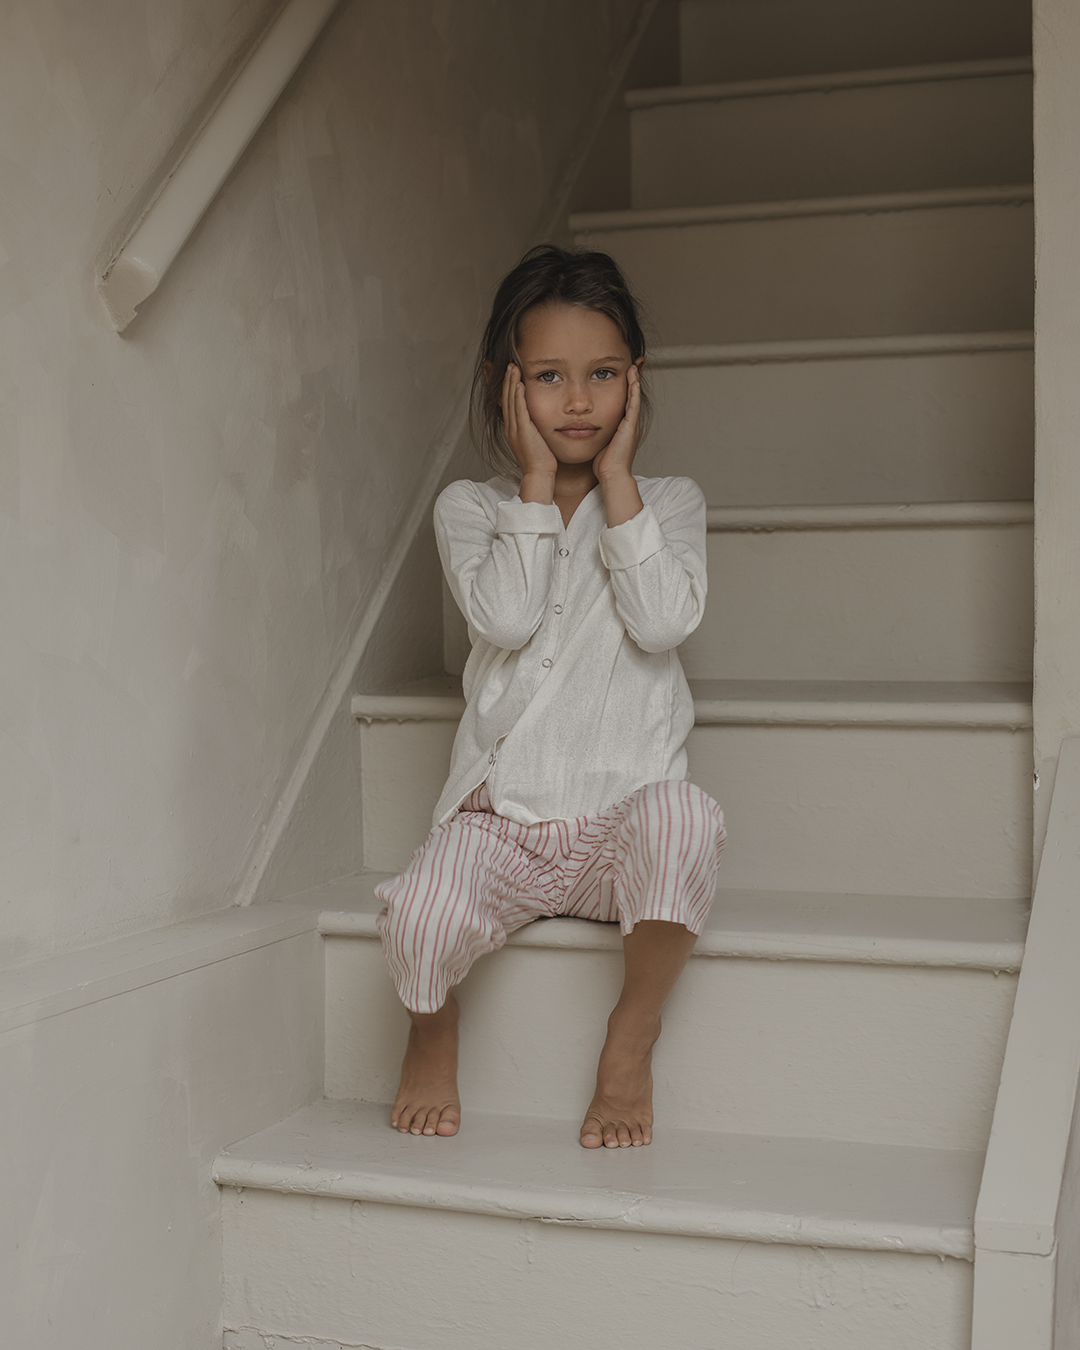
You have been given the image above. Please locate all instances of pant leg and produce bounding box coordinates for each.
[561,780,726,935]
[375,811,556,1014]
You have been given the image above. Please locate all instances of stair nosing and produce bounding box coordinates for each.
[570,183,1033,235]
[213,1099,981,1259]
[650,330,1035,368]
[704,501,1034,531]
[320,907,1025,971]
[626,56,1033,110]
[352,682,1034,731]
[309,879,1027,972]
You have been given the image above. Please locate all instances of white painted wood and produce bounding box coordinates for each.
[576,194,1034,345]
[678,0,1032,87]
[216,1098,982,1254]
[683,522,1033,681]
[311,875,1028,970]
[631,70,1032,208]
[651,329,1035,366]
[628,57,1034,108]
[222,1184,973,1350]
[647,344,1033,506]
[572,182,1033,233]
[97,0,341,331]
[310,876,1022,1147]
[704,501,1034,529]
[218,1100,977,1348]
[351,687,1033,886]
[692,722,1031,897]
[972,1249,1056,1350]
[976,735,1080,1256]
[689,680,1033,728]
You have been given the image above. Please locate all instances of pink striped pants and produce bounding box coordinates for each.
[376,779,726,1014]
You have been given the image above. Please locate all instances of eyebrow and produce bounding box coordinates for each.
[522,355,628,366]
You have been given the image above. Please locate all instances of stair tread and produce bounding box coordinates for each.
[353,679,1033,728]
[570,182,1033,235]
[214,1097,982,1258]
[626,56,1033,110]
[296,874,1027,969]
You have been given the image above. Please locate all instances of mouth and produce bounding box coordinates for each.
[558,424,600,439]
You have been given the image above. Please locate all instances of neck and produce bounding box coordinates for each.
[553,460,599,503]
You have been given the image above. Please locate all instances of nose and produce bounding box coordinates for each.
[564,379,592,412]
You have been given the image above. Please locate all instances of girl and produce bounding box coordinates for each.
[376,244,726,1149]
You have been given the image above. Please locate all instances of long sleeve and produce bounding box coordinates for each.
[598,477,707,653]
[434,481,563,651]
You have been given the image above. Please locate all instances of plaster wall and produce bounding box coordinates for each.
[0,0,645,965]
[1032,0,1080,865]
[0,920,324,1350]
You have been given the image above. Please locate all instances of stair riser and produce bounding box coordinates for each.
[681,524,1033,681]
[632,75,1032,210]
[678,0,1030,86]
[326,935,1015,1149]
[358,721,1032,896]
[222,1188,972,1350]
[579,202,1033,344]
[648,348,1033,505]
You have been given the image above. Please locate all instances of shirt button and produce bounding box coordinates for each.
[542,658,553,668]
[553,605,563,614]
[488,753,496,764]
[559,548,569,557]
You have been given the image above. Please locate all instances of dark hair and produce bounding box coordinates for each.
[470,244,650,478]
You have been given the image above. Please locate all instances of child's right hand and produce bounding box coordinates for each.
[501,364,558,486]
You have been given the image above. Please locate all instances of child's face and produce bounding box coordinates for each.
[514,303,639,466]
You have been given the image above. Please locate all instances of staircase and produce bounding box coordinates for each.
[214,4,1034,1346]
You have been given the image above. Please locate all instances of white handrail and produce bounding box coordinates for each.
[973,734,1080,1341]
[97,0,340,332]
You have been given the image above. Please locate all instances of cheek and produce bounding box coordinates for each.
[523,384,557,426]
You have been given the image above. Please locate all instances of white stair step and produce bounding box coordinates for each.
[646,333,1033,506]
[573,187,1033,345]
[630,62,1032,210]
[351,682,1032,895]
[683,513,1033,681]
[303,874,1024,1149]
[678,0,1031,87]
[217,1098,979,1350]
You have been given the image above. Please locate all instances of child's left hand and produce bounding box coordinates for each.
[592,363,642,483]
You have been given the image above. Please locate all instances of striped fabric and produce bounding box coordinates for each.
[376,779,726,1013]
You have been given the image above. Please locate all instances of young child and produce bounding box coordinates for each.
[376,244,726,1149]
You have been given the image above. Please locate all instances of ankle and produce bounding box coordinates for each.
[605,1006,662,1046]
[408,996,459,1039]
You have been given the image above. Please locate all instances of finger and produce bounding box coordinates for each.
[501,364,515,436]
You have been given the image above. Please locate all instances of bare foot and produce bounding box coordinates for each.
[391,996,461,1137]
[580,1015,660,1149]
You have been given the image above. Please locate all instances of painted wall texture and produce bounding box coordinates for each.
[1032,0,1080,866]
[0,0,645,964]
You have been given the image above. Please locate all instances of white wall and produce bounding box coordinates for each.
[0,0,646,965]
[1032,0,1080,867]
[0,4,648,1346]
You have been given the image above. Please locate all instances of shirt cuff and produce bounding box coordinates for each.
[599,505,667,570]
[496,500,564,535]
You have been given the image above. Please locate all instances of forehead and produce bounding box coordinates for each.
[516,303,628,359]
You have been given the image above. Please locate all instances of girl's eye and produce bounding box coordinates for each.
[593,368,615,381]
[537,371,560,384]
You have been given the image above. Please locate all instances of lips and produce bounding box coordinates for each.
[559,424,599,437]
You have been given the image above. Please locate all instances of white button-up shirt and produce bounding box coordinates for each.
[432,474,708,826]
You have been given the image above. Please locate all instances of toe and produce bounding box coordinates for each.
[435,1109,460,1137]
[580,1115,604,1149]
